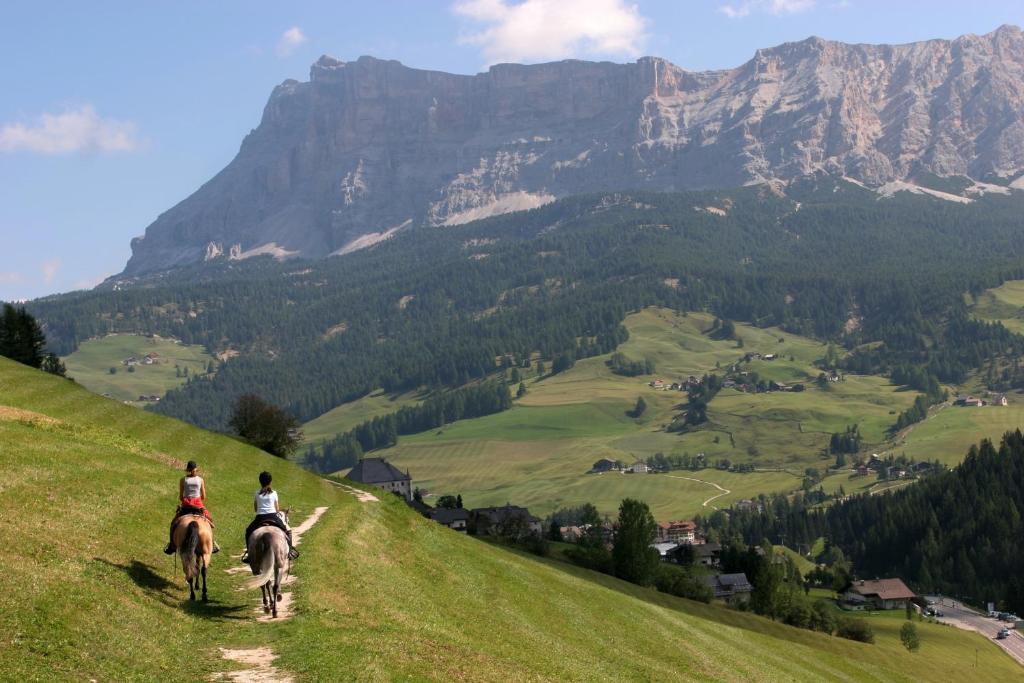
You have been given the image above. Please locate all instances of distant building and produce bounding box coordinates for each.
[657,520,697,544]
[628,461,650,474]
[704,573,753,601]
[430,507,470,533]
[650,379,665,389]
[994,394,1009,406]
[346,457,413,501]
[652,541,679,560]
[843,578,916,610]
[693,542,722,568]
[470,505,542,537]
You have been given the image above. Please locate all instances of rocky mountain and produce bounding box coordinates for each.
[124,25,1024,275]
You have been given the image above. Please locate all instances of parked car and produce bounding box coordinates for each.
[935,610,944,617]
[997,628,1010,640]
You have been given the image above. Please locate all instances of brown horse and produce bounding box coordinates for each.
[172,514,214,601]
[246,509,290,618]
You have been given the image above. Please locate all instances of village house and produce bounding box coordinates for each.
[628,461,650,474]
[694,542,722,568]
[652,541,679,560]
[430,507,470,533]
[470,505,543,537]
[650,379,665,389]
[346,457,413,501]
[993,394,1009,406]
[734,499,761,513]
[704,573,753,601]
[560,525,585,543]
[843,578,916,610]
[657,520,697,544]
[855,464,870,476]
[590,458,619,473]
[954,395,985,407]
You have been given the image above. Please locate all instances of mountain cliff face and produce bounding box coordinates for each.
[125,25,1024,275]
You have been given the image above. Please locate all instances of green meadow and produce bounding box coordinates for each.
[5,356,1019,680]
[969,278,1024,336]
[302,387,425,443]
[373,309,919,519]
[63,333,216,404]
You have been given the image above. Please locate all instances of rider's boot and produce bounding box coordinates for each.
[212,540,221,554]
[163,543,175,555]
[287,530,300,560]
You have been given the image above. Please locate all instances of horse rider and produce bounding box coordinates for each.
[242,471,299,563]
[164,460,220,555]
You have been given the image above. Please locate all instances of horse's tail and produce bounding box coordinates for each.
[181,520,200,574]
[246,533,276,590]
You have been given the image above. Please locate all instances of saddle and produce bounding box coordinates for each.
[177,504,206,518]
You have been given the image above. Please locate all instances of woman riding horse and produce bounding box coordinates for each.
[164,460,220,555]
[242,471,299,563]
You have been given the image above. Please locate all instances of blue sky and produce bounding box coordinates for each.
[2,0,1022,301]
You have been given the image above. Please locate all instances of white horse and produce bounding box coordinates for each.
[246,509,290,618]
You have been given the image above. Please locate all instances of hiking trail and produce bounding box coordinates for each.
[211,506,328,681]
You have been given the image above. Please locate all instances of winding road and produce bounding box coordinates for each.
[663,475,731,509]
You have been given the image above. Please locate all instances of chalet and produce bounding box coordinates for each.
[470,505,542,537]
[843,578,916,610]
[591,458,619,473]
[913,461,934,474]
[650,379,665,389]
[560,525,585,542]
[704,573,753,601]
[123,356,139,366]
[885,466,907,479]
[694,542,722,568]
[994,394,1009,406]
[628,461,650,474]
[430,507,470,533]
[657,520,697,544]
[346,457,413,501]
[954,395,985,407]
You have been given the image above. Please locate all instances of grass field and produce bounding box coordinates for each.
[5,356,1019,680]
[63,333,216,404]
[894,402,1024,464]
[969,279,1024,335]
[303,388,425,443]
[372,308,919,520]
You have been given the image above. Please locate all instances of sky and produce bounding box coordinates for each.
[2,0,1023,301]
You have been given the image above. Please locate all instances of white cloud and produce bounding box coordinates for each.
[276,26,308,57]
[0,106,140,155]
[40,259,61,285]
[452,0,647,65]
[0,272,22,285]
[719,0,816,18]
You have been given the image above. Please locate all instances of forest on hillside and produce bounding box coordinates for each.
[24,179,1024,430]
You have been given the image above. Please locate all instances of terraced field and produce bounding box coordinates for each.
[373,309,920,519]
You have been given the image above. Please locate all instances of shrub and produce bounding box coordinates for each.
[837,617,875,643]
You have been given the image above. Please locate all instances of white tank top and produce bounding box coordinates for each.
[255,489,279,515]
[182,475,203,499]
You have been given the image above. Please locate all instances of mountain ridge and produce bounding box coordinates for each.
[125,25,1024,275]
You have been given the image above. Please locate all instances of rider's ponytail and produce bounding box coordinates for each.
[258,470,273,494]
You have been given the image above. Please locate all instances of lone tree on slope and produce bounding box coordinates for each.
[229,394,300,458]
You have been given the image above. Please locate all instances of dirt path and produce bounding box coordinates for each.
[328,480,379,502]
[211,506,328,681]
[663,475,731,509]
[212,647,293,683]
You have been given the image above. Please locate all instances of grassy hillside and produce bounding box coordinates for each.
[2,356,1019,680]
[302,388,425,444]
[377,309,917,518]
[969,278,1024,336]
[63,333,216,404]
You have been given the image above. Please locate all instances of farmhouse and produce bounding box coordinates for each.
[954,395,985,407]
[843,578,916,610]
[704,573,753,601]
[657,520,697,544]
[652,541,679,560]
[993,394,1009,406]
[628,461,650,474]
[471,505,542,537]
[650,379,665,389]
[694,542,722,567]
[430,507,470,533]
[346,457,413,501]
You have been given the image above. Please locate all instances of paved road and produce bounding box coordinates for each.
[926,596,1024,666]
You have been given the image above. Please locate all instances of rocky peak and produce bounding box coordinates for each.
[124,27,1024,276]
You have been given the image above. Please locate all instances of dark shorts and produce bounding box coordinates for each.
[245,513,288,544]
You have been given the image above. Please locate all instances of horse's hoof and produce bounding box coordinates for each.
[277,594,283,602]
[264,606,270,613]
[272,610,277,618]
